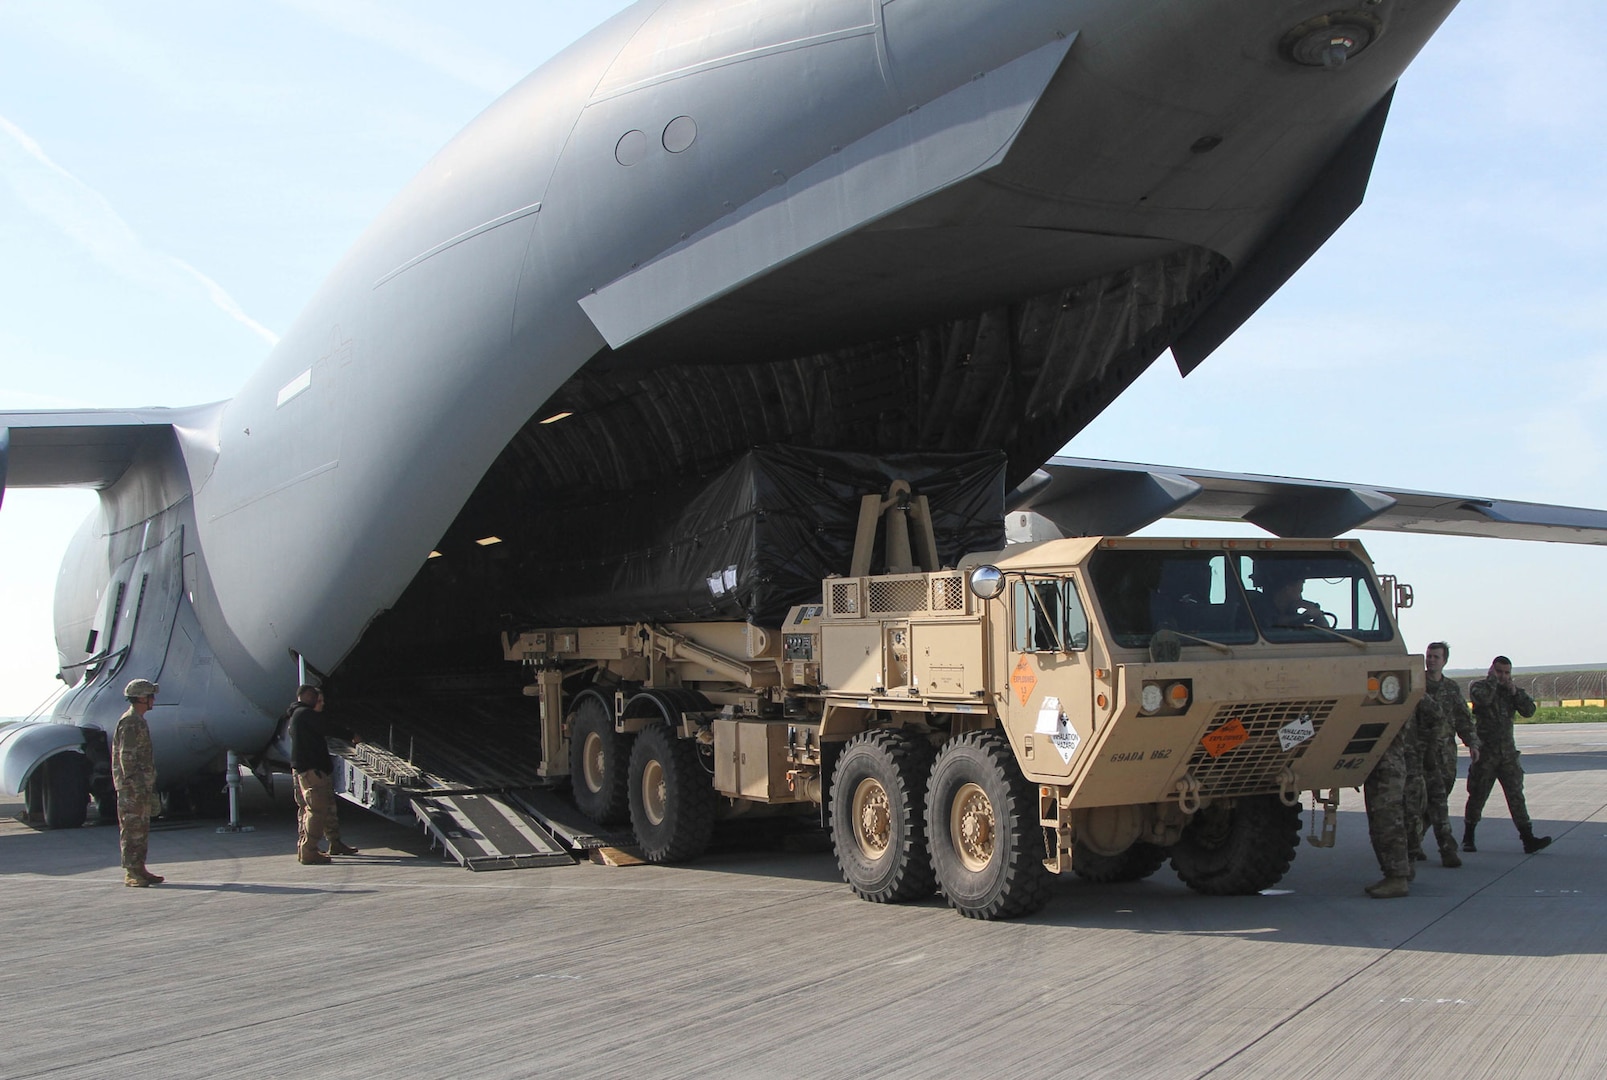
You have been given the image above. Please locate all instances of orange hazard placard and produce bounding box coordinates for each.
[1011,656,1038,706]
[1202,717,1248,758]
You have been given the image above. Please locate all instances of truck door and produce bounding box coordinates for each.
[1003,575,1094,779]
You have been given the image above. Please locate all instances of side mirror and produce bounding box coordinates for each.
[968,565,1006,601]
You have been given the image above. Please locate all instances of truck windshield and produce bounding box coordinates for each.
[1087,550,1257,648]
[1237,551,1392,642]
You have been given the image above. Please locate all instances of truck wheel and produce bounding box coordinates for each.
[628,724,715,864]
[569,694,632,826]
[1167,794,1302,895]
[925,731,1051,920]
[41,755,90,830]
[830,729,937,903]
[1072,840,1166,884]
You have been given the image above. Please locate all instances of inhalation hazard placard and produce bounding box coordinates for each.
[1033,696,1080,764]
[1278,713,1315,752]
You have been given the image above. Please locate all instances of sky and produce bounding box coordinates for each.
[1,1,1604,716]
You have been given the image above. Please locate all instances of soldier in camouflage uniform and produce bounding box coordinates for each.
[111,678,165,887]
[1463,655,1551,854]
[1363,702,1425,898]
[1411,642,1480,867]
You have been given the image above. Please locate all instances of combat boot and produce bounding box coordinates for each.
[1439,844,1462,869]
[1462,823,1477,853]
[1365,876,1411,899]
[136,866,165,884]
[124,873,150,888]
[1520,828,1553,854]
[298,850,332,865]
[327,841,361,856]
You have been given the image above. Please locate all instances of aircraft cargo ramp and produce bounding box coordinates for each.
[326,694,630,871]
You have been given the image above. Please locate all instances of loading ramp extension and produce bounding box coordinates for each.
[327,696,630,872]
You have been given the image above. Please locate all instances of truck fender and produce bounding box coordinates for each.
[0,722,89,796]
[619,688,713,736]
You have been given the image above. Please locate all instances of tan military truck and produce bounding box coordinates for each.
[505,489,1419,919]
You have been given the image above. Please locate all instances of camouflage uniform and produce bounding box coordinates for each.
[1464,677,1538,833]
[1414,675,1479,858]
[1365,710,1424,883]
[111,706,157,879]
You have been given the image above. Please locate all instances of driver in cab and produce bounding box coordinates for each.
[1253,568,1326,629]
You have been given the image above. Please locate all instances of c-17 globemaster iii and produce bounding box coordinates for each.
[1,1,1603,902]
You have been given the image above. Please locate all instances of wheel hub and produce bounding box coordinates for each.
[852,778,892,859]
[642,758,667,826]
[952,781,995,872]
[582,732,606,794]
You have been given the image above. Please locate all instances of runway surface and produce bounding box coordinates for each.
[3,724,1604,1080]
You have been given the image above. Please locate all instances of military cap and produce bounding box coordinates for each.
[124,679,160,698]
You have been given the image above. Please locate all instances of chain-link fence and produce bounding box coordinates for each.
[1515,671,1607,702]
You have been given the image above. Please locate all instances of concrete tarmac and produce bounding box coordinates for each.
[3,724,1605,1080]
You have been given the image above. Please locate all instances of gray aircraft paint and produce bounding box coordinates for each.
[1,0,1476,790]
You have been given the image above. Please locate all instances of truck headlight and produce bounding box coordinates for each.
[1366,670,1406,704]
[1138,679,1192,715]
[1167,682,1191,711]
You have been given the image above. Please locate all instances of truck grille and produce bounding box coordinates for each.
[1186,699,1338,797]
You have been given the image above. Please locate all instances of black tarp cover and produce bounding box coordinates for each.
[520,446,1006,627]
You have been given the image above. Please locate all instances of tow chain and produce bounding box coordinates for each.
[1305,788,1339,848]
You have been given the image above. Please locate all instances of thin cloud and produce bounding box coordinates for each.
[0,113,279,346]
[276,0,531,96]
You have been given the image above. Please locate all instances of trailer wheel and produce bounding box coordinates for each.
[628,724,715,864]
[41,754,90,830]
[1072,840,1166,884]
[1167,794,1302,895]
[925,731,1051,920]
[830,729,937,903]
[569,694,632,826]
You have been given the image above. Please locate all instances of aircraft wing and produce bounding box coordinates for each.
[1009,456,1607,545]
[0,405,220,503]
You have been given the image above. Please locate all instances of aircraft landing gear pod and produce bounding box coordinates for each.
[0,723,96,829]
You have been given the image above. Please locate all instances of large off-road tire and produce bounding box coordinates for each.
[1072,840,1167,884]
[569,693,633,826]
[925,731,1051,920]
[830,729,937,904]
[41,754,90,830]
[628,724,715,864]
[1168,794,1302,895]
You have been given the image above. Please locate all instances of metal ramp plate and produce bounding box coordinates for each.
[412,792,574,871]
[510,787,636,851]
